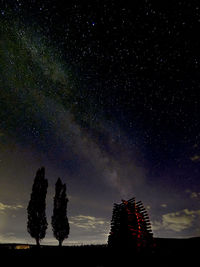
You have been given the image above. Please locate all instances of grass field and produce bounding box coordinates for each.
[0,237,199,266]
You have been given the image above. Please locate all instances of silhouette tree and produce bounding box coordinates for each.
[52,178,70,246]
[27,167,48,247]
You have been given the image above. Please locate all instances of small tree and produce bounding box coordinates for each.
[27,167,48,247]
[52,178,70,246]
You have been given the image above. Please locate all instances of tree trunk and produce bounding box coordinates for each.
[59,240,63,247]
[36,238,40,247]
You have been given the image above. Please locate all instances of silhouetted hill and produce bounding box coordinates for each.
[0,237,199,266]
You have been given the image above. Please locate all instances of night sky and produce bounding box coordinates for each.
[0,0,200,245]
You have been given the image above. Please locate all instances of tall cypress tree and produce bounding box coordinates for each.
[27,167,48,246]
[52,178,70,246]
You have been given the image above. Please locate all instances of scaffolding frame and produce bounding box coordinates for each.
[108,197,154,251]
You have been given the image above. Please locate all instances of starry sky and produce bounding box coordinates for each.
[0,0,200,245]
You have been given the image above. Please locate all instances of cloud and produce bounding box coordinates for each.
[162,210,194,232]
[185,190,200,200]
[0,232,30,244]
[0,202,23,211]
[190,155,200,162]
[67,215,111,245]
[152,209,200,233]
[190,192,200,199]
[69,215,110,231]
[151,221,163,232]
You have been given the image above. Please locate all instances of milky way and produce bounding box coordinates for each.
[0,1,200,244]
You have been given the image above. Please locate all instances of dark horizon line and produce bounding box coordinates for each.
[0,236,200,247]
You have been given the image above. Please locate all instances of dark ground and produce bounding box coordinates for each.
[0,237,199,266]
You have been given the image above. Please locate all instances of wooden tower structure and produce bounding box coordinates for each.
[108,197,153,251]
